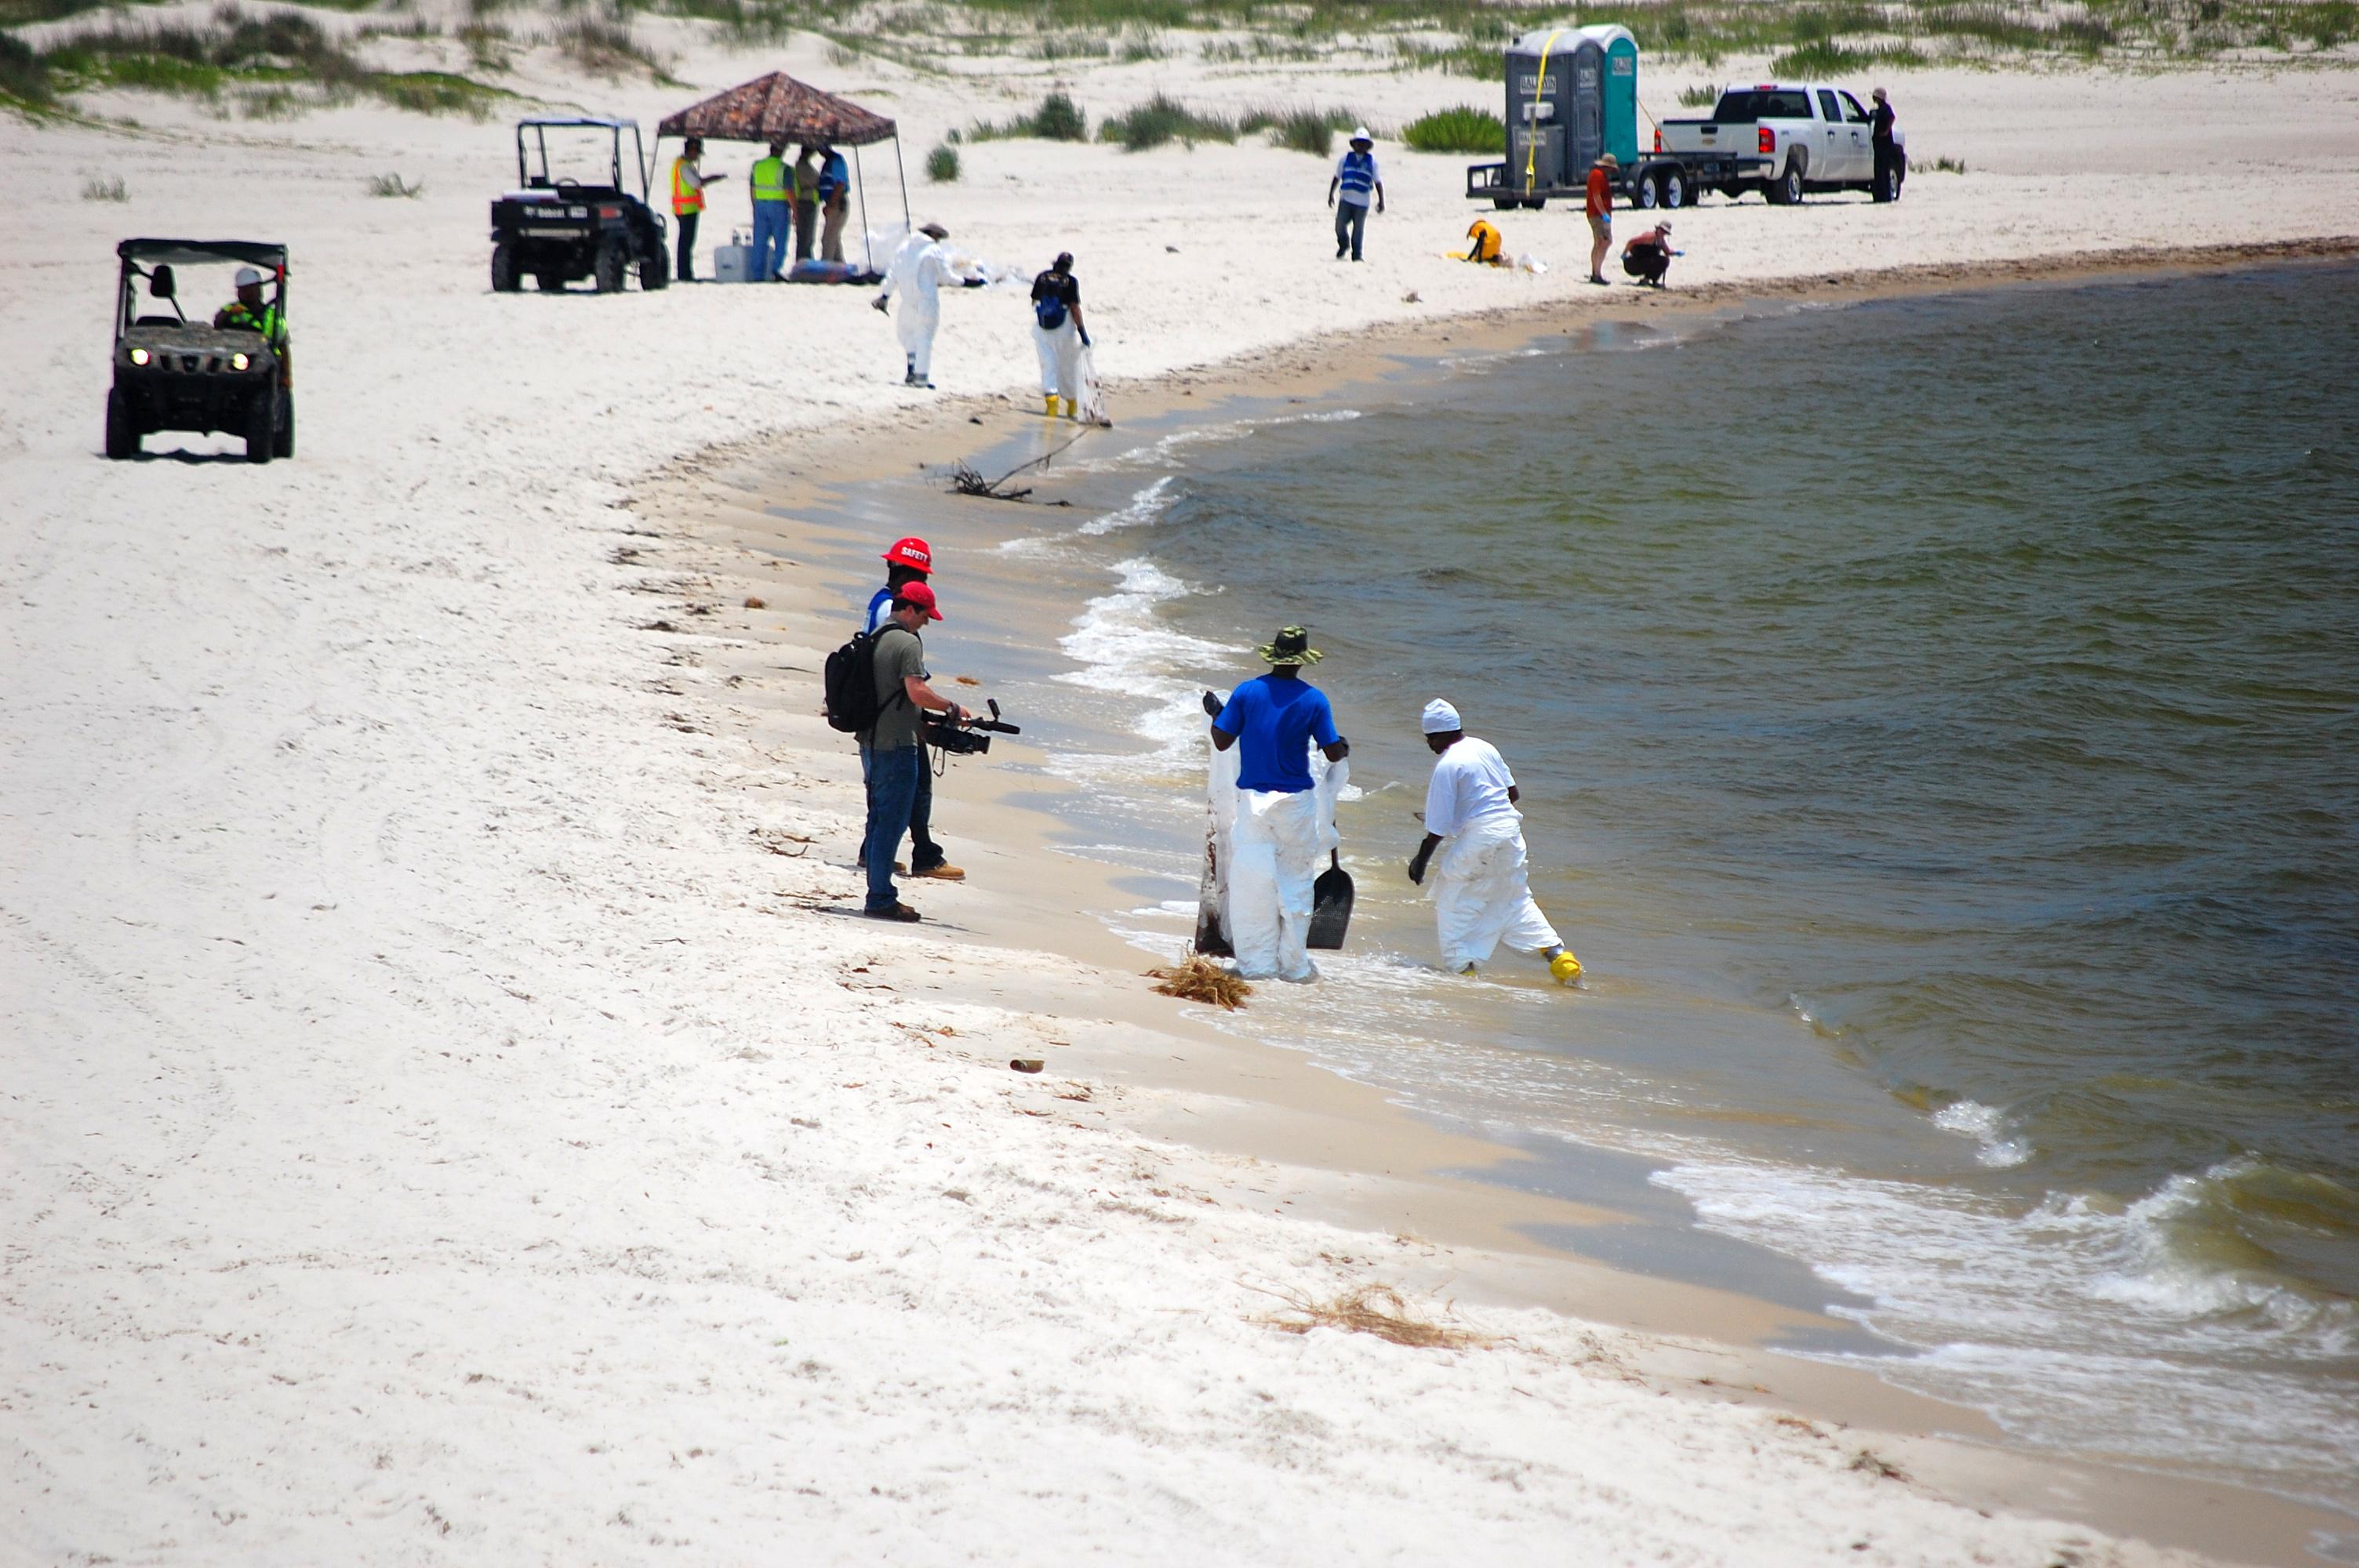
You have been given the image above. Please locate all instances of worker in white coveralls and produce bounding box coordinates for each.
[1029,251,1091,419]
[1406,699,1582,984]
[1205,627,1350,982]
[872,220,981,390]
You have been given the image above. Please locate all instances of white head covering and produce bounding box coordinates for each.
[1421,699,1461,734]
[234,267,264,287]
[1350,125,1373,144]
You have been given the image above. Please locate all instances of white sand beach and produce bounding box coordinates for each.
[6,10,2357,1563]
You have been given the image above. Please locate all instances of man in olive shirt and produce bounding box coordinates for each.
[860,582,969,921]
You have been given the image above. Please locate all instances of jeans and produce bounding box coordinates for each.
[1334,200,1369,259]
[863,744,923,911]
[751,201,789,279]
[674,211,699,281]
[860,742,942,869]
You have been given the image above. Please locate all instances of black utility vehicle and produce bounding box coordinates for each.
[107,238,293,463]
[490,117,669,294]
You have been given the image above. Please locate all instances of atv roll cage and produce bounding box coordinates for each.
[514,116,652,204]
[115,237,288,341]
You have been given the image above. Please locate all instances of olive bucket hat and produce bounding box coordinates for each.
[1256,625,1323,666]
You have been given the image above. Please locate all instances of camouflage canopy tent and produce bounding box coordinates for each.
[652,72,908,273]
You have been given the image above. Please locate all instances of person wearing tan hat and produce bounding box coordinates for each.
[873,221,980,388]
[1622,220,1674,287]
[1585,152,1618,285]
[1326,127,1385,262]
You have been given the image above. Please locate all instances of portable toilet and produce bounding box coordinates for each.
[1503,23,1638,193]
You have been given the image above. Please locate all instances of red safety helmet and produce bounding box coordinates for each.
[881,536,932,572]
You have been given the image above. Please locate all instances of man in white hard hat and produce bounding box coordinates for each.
[213,266,279,339]
[1326,126,1385,262]
[1406,699,1580,983]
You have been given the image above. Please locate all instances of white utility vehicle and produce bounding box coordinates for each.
[1658,83,1903,204]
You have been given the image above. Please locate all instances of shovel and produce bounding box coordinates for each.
[1307,850,1354,949]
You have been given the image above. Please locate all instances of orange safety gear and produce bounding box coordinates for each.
[671,155,704,216]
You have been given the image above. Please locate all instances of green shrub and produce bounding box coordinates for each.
[925,141,959,182]
[0,32,53,102]
[1239,103,1352,156]
[366,171,423,197]
[1030,88,1087,140]
[80,172,126,200]
[1099,92,1234,152]
[1401,104,1503,155]
[1677,82,1717,107]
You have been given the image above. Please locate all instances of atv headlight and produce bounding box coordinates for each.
[230,352,251,371]
[129,347,150,365]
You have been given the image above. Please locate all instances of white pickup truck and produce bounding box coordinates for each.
[1658,83,1902,205]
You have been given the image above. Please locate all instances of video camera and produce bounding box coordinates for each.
[925,698,1020,757]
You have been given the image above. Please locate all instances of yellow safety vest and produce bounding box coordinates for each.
[751,156,787,202]
[671,157,703,216]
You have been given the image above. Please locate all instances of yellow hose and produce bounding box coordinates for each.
[1522,28,1563,194]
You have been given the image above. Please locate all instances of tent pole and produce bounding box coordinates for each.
[854,143,871,274]
[893,133,911,229]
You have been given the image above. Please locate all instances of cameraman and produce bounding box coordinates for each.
[861,582,971,924]
[859,537,958,884]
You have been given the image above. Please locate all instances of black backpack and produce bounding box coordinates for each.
[822,626,907,734]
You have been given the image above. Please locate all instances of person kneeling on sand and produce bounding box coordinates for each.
[1207,627,1350,982]
[1407,699,1580,983]
[861,582,971,923]
[1622,222,1674,288]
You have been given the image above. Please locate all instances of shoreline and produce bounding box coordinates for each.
[631,243,2359,1565]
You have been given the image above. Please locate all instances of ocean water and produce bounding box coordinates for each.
[928,263,2359,1516]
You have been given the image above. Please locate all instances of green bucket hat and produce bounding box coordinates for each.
[1256,625,1322,666]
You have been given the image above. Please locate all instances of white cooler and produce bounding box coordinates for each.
[711,229,754,283]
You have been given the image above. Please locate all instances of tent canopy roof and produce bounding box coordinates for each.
[656,72,896,147]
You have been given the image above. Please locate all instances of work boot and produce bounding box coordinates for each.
[1043,392,1059,416]
[909,862,965,881]
[863,902,921,923]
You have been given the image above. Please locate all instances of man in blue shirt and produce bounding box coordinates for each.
[1205,626,1349,979]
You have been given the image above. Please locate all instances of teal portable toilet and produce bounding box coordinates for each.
[1503,22,1639,191]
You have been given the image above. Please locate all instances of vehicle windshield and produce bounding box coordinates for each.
[517,124,624,191]
[122,257,283,336]
[1710,89,1814,122]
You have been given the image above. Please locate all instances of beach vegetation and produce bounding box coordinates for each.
[1,31,56,104]
[1099,90,1234,151]
[925,140,959,180]
[1925,153,1966,172]
[365,171,423,197]
[967,86,1088,140]
[1401,103,1503,154]
[1147,956,1252,1009]
[81,172,127,200]
[547,10,674,82]
[1238,102,1354,155]
[1676,82,1717,106]
[1260,1284,1490,1349]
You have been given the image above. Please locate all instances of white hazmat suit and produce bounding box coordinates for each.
[878,230,961,385]
[1204,734,1345,983]
[1419,702,1563,971]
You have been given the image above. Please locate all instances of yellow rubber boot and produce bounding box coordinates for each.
[1549,949,1583,985]
[1043,393,1060,416]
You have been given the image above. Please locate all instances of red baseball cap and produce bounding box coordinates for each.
[882,535,932,571]
[896,580,943,621]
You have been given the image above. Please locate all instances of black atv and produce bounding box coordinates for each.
[489,117,669,295]
[107,238,293,463]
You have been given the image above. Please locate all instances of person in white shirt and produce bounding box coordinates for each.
[872,221,980,389]
[1406,699,1580,982]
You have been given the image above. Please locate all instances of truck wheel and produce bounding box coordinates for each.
[639,243,669,291]
[1661,169,1687,209]
[244,387,277,465]
[104,387,139,459]
[1524,197,1547,211]
[274,392,294,459]
[491,243,520,293]
[594,241,626,295]
[1634,171,1659,209]
[1767,159,1805,206]
[1492,197,1517,211]
[536,271,565,293]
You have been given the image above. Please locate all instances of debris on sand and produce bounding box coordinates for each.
[1147,956,1252,1010]
[1260,1285,1488,1350]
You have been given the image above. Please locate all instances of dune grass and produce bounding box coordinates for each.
[968,87,1088,141]
[925,140,960,180]
[1238,103,1354,155]
[1099,91,1234,151]
[1400,103,1501,154]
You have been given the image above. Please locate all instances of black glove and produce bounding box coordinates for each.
[1201,690,1223,719]
[1406,848,1430,887]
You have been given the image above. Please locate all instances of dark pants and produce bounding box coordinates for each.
[860,742,941,869]
[1622,244,1670,285]
[793,198,819,262]
[675,211,699,280]
[863,744,923,912]
[1334,201,1368,260]
[1872,140,1898,201]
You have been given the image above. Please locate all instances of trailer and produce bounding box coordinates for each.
[1465,24,1770,212]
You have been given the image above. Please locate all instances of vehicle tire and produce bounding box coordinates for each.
[1767,158,1805,206]
[639,244,669,292]
[491,243,520,293]
[1634,171,1659,209]
[1662,168,1686,209]
[536,271,565,293]
[1525,197,1547,210]
[1492,197,1517,210]
[245,387,277,465]
[1721,183,1744,202]
[274,392,294,459]
[104,387,138,460]
[594,241,626,295]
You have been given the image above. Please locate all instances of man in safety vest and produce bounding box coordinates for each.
[671,136,724,283]
[749,140,790,281]
[1325,126,1383,262]
[213,267,283,343]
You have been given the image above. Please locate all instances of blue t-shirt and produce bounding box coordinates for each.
[1215,673,1340,794]
[864,584,894,633]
